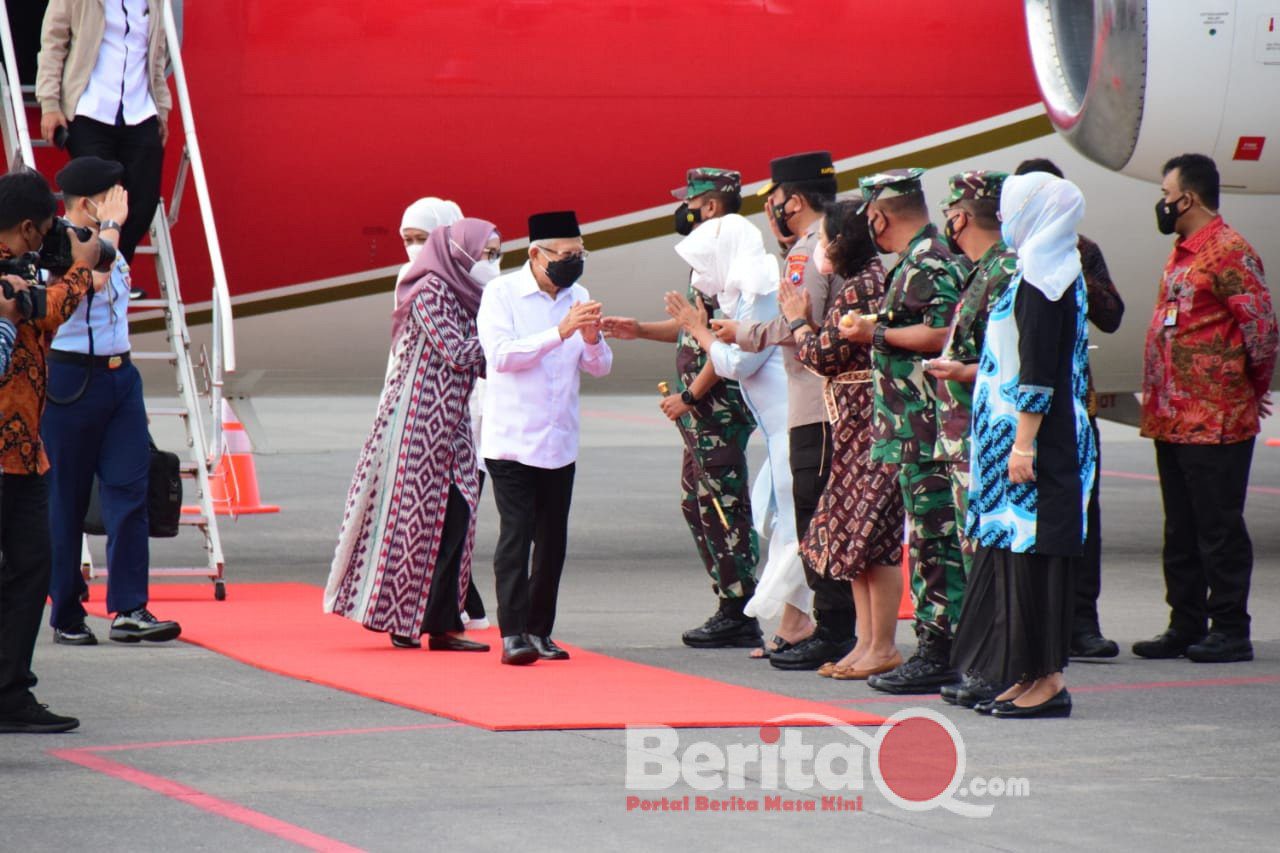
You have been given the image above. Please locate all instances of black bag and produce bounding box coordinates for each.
[83,441,183,538]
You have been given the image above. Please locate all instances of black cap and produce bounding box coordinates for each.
[55,156,124,198]
[756,151,837,197]
[528,211,581,242]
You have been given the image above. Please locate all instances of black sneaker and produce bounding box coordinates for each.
[941,674,1005,708]
[681,608,763,649]
[868,632,959,694]
[110,608,182,643]
[53,623,99,646]
[1186,632,1253,663]
[0,698,80,733]
[1070,632,1120,658]
[1132,629,1203,660]
[769,632,854,671]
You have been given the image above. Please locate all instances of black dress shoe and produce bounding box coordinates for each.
[390,634,421,649]
[109,608,181,643]
[1132,629,1203,659]
[527,635,570,660]
[973,697,1000,715]
[682,609,763,649]
[427,634,490,652]
[53,623,98,646]
[0,698,80,734]
[501,635,539,666]
[1070,633,1120,659]
[991,688,1072,719]
[769,632,853,671]
[1186,632,1253,663]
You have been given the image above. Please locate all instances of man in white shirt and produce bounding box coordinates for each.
[477,211,612,666]
[38,0,171,294]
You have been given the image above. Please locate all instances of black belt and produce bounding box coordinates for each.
[48,350,132,370]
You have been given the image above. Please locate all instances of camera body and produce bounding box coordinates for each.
[39,216,116,276]
[0,254,48,321]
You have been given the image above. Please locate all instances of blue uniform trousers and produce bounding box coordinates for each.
[42,359,150,628]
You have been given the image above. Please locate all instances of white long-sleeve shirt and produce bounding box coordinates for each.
[74,0,158,126]
[477,262,612,469]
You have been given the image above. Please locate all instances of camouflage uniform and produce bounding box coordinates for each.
[676,284,759,599]
[671,169,760,601]
[861,169,970,639]
[933,172,1016,581]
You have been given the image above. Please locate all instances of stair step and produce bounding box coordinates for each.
[130,351,177,361]
[129,299,168,310]
[133,245,159,255]
[145,406,188,418]
[179,515,208,526]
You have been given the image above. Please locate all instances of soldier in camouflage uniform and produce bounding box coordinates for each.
[926,171,1019,708]
[841,168,970,693]
[601,168,761,648]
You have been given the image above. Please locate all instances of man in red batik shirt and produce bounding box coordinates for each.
[1134,153,1278,665]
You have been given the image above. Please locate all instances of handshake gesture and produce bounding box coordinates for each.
[558,300,603,344]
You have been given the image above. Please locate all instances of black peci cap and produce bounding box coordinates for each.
[756,151,837,196]
[528,211,581,242]
[55,156,124,198]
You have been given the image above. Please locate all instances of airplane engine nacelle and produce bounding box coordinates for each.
[1026,0,1280,192]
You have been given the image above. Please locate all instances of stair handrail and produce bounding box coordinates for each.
[0,4,35,168]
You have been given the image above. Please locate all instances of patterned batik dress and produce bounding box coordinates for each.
[795,258,905,580]
[324,277,483,638]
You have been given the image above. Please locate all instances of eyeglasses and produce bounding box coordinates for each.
[537,245,589,262]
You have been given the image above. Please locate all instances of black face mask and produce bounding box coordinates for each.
[543,255,584,289]
[867,212,888,254]
[1155,194,1188,235]
[770,196,795,239]
[674,203,701,236]
[943,215,965,256]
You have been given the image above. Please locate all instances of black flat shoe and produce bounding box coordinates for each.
[991,688,1072,719]
[1132,629,1203,659]
[1186,632,1253,663]
[528,635,570,660]
[427,634,490,652]
[1070,633,1120,659]
[501,635,539,666]
[390,634,421,649]
[973,698,1000,715]
[769,633,853,671]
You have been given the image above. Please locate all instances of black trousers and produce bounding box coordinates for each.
[790,422,854,638]
[1155,438,1256,638]
[0,474,51,713]
[420,486,469,636]
[1074,417,1104,636]
[67,115,164,262]
[464,471,487,620]
[486,459,575,638]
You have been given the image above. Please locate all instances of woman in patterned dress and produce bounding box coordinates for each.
[325,219,502,650]
[780,201,906,680]
[953,173,1097,718]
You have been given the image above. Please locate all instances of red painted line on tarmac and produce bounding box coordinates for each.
[76,721,464,753]
[1102,468,1280,496]
[50,748,365,853]
[826,673,1280,705]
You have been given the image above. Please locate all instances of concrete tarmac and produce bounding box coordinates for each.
[3,395,1278,852]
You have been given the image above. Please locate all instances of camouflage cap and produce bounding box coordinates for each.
[856,167,927,212]
[941,170,1008,208]
[671,167,742,200]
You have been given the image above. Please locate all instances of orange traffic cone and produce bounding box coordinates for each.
[897,542,914,620]
[183,400,280,516]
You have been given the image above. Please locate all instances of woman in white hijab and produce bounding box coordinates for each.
[952,173,1097,719]
[665,213,815,658]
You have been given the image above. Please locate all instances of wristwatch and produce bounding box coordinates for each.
[788,317,809,333]
[681,389,698,406]
[872,323,889,352]
[98,219,122,233]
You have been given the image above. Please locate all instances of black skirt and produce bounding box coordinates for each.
[951,545,1074,684]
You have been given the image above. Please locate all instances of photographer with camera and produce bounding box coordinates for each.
[0,168,98,734]
[43,156,180,648]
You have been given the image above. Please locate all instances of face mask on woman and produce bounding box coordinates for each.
[406,242,424,263]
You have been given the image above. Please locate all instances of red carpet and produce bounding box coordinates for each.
[85,583,884,732]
